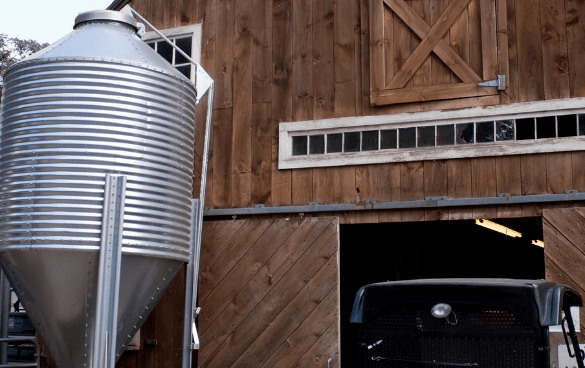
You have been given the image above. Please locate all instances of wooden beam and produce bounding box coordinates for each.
[371,82,497,105]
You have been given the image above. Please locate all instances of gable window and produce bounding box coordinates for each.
[142,24,202,82]
[279,98,585,169]
[370,0,507,106]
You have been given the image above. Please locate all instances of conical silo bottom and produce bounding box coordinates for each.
[0,249,184,368]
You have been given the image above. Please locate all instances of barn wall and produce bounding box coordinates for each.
[125,0,585,220]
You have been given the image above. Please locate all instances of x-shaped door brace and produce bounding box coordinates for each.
[383,0,482,89]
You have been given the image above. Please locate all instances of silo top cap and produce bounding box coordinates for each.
[74,10,137,31]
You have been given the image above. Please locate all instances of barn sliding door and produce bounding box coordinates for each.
[370,0,505,105]
[196,217,340,368]
[543,208,585,333]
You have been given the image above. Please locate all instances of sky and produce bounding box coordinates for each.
[0,0,114,44]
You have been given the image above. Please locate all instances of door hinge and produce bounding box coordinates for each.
[478,74,506,90]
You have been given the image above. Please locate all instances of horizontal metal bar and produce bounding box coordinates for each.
[203,191,585,217]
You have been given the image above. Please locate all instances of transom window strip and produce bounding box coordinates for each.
[291,114,585,156]
[147,37,193,79]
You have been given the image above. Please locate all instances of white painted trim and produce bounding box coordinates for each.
[279,97,585,169]
[141,24,202,81]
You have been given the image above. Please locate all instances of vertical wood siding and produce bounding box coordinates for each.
[125,0,585,220]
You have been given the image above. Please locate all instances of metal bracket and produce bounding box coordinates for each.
[478,74,506,90]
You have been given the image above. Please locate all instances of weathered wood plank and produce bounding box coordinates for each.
[154,274,175,368]
[272,0,293,206]
[214,0,234,108]
[378,163,401,203]
[468,0,482,77]
[371,0,386,93]
[252,0,272,103]
[212,107,233,208]
[480,0,498,80]
[450,0,470,83]
[314,0,335,119]
[200,224,339,368]
[424,160,448,221]
[356,165,379,203]
[198,218,302,332]
[335,0,357,117]
[334,166,356,204]
[384,5,395,88]
[496,0,510,104]
[546,152,573,194]
[472,157,497,218]
[233,258,338,368]
[360,0,373,115]
[505,0,519,102]
[200,220,245,269]
[290,322,340,368]
[545,208,585,254]
[371,82,497,105]
[232,0,253,208]
[521,154,547,195]
[540,0,570,100]
[198,218,337,366]
[293,0,313,121]
[313,167,335,204]
[251,102,272,205]
[572,151,585,192]
[260,289,337,368]
[495,155,522,218]
[198,219,274,302]
[515,0,545,101]
[565,0,585,97]
[448,159,473,220]
[394,0,414,89]
[292,169,313,205]
[401,161,424,221]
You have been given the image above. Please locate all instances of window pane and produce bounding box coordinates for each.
[516,118,535,140]
[437,125,454,146]
[176,65,191,79]
[399,128,416,149]
[476,121,494,143]
[175,37,192,64]
[157,41,173,63]
[417,126,435,147]
[327,134,342,153]
[580,114,585,136]
[344,132,360,152]
[536,116,556,138]
[557,114,577,137]
[362,130,379,151]
[456,123,474,144]
[309,135,325,154]
[292,136,307,156]
[147,42,155,49]
[381,130,397,149]
[496,120,514,141]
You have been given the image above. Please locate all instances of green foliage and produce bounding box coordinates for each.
[0,34,49,97]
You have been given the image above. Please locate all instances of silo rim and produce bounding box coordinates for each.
[74,10,137,31]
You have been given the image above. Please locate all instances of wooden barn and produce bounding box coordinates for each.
[40,0,585,366]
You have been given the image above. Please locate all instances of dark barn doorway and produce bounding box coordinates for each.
[339,218,545,367]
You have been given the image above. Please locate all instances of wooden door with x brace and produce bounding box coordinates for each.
[370,0,508,106]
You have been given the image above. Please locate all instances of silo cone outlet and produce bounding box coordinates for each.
[0,10,198,368]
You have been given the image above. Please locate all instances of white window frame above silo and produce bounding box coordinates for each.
[141,24,202,83]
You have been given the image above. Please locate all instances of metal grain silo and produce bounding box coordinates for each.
[0,10,203,368]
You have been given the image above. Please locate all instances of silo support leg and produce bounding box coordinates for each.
[91,175,127,368]
[183,199,202,368]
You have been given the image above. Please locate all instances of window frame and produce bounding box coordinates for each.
[141,24,202,83]
[278,97,585,169]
